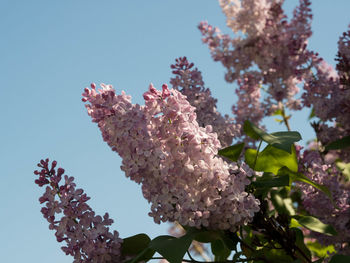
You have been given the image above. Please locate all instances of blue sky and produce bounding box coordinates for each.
[1,1,349,262]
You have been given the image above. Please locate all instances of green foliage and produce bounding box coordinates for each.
[336,161,350,181]
[278,167,333,201]
[271,189,295,216]
[329,254,350,263]
[308,108,316,120]
[292,228,312,261]
[218,143,245,162]
[122,234,155,263]
[292,215,338,236]
[306,240,335,259]
[243,120,301,153]
[192,230,221,243]
[262,248,295,263]
[123,123,343,263]
[245,145,298,174]
[211,239,231,261]
[149,234,193,263]
[325,135,350,150]
[122,234,151,256]
[252,172,290,188]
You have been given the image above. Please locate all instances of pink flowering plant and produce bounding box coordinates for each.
[33,0,350,262]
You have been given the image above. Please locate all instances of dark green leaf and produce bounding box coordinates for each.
[221,231,239,251]
[193,230,220,243]
[329,254,350,263]
[252,173,290,188]
[245,145,298,174]
[269,131,302,153]
[293,215,337,236]
[292,228,312,261]
[250,247,294,263]
[280,167,333,201]
[211,239,231,261]
[325,135,350,150]
[149,234,193,263]
[232,251,243,261]
[243,121,302,153]
[243,120,263,140]
[122,234,151,256]
[128,247,155,263]
[218,143,245,162]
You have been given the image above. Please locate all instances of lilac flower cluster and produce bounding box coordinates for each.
[34,159,122,263]
[83,83,260,231]
[170,56,240,147]
[298,150,350,255]
[232,73,264,127]
[336,28,350,87]
[199,0,315,120]
[302,28,350,161]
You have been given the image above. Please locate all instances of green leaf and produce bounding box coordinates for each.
[290,218,302,228]
[211,239,231,261]
[221,231,239,251]
[280,167,333,201]
[272,109,283,116]
[308,108,315,120]
[306,241,335,259]
[193,230,220,243]
[325,135,350,150]
[218,143,245,162]
[243,120,263,140]
[128,247,155,263]
[274,118,283,123]
[268,131,302,153]
[245,148,258,169]
[252,173,290,188]
[292,228,312,261]
[122,234,151,256]
[292,215,337,236]
[149,234,193,263]
[122,234,155,263]
[329,254,350,263]
[336,162,350,181]
[250,247,294,263]
[232,251,243,261]
[293,172,333,200]
[270,190,295,216]
[243,121,302,153]
[245,145,298,174]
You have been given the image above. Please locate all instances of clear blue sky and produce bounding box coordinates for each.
[1,1,349,262]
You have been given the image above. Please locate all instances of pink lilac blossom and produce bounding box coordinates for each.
[336,27,350,87]
[297,150,350,255]
[302,28,350,161]
[219,0,273,36]
[34,158,122,263]
[232,73,264,126]
[170,56,240,147]
[83,83,260,231]
[199,0,315,117]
